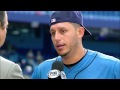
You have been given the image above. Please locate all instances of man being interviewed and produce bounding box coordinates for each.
[0,11,24,79]
[31,11,120,79]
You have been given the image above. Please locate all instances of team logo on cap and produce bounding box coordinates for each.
[51,18,56,23]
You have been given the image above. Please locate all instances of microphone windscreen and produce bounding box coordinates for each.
[52,61,64,71]
[47,60,66,79]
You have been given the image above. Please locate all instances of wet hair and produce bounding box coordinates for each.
[0,11,6,28]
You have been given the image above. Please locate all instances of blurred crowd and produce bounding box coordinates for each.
[0,43,44,79]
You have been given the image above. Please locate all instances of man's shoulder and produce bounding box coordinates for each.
[88,49,120,62]
[0,56,24,79]
[0,56,17,78]
[37,56,62,68]
[0,56,15,66]
[95,51,120,63]
[38,57,57,66]
[31,57,59,78]
[0,56,19,72]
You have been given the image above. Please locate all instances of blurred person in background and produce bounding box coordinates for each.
[0,11,24,79]
[36,50,43,65]
[25,49,37,69]
[23,65,33,79]
[31,11,120,79]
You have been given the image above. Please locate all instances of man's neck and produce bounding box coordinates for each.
[62,48,86,65]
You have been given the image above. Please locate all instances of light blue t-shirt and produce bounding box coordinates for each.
[31,49,120,79]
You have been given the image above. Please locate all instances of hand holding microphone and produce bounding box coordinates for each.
[47,61,66,79]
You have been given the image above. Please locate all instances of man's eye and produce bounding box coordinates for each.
[61,30,66,33]
[51,32,55,36]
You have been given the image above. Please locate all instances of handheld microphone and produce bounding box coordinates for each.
[47,61,66,79]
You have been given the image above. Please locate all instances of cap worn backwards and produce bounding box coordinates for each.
[50,11,91,36]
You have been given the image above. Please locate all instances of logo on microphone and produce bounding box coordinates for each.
[47,69,61,79]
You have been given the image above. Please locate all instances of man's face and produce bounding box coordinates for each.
[50,22,80,56]
[0,12,8,47]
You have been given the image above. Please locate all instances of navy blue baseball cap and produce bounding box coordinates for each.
[50,11,91,36]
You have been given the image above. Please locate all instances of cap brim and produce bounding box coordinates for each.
[82,25,91,36]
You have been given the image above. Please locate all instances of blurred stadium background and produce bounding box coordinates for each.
[0,11,120,78]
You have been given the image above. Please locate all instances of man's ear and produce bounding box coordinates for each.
[77,27,85,38]
[0,22,5,30]
[0,22,2,29]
